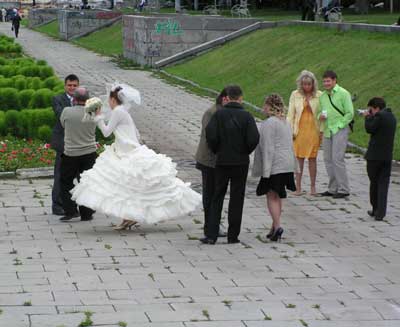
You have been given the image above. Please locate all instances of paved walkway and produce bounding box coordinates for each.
[1,24,400,327]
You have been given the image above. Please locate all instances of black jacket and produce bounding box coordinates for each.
[51,93,71,153]
[206,102,260,166]
[365,108,397,161]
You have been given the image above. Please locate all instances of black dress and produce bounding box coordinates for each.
[256,173,296,199]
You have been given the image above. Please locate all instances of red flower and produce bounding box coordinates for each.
[44,144,51,149]
[47,160,52,164]
[11,150,18,155]
[0,149,4,153]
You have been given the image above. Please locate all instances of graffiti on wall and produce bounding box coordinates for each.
[154,19,183,36]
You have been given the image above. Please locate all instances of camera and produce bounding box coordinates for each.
[357,109,369,116]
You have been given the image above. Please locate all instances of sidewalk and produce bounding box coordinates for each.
[0,24,400,327]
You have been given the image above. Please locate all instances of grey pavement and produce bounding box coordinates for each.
[1,24,400,327]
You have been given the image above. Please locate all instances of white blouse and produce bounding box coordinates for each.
[95,105,141,153]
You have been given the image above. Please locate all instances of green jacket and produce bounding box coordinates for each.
[318,84,354,137]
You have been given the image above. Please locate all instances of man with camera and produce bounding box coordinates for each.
[360,97,397,221]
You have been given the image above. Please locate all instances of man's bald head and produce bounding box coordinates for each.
[73,87,89,105]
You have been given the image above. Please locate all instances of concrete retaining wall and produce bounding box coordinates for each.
[58,10,122,40]
[28,8,59,28]
[123,15,259,67]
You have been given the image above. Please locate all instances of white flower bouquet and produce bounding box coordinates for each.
[83,97,103,122]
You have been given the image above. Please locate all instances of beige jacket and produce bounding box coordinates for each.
[287,90,323,137]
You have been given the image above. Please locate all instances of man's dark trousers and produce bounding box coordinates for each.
[52,151,63,213]
[199,165,216,236]
[61,152,96,219]
[207,165,249,242]
[367,160,392,219]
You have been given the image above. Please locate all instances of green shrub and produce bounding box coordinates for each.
[0,111,5,135]
[29,89,54,108]
[18,89,35,108]
[19,108,54,139]
[14,76,27,90]
[37,125,52,142]
[4,110,22,136]
[36,60,47,66]
[0,65,17,77]
[0,77,11,87]
[18,65,40,77]
[39,66,54,79]
[0,88,20,110]
[13,58,34,67]
[0,57,7,65]
[28,77,42,90]
[43,76,59,89]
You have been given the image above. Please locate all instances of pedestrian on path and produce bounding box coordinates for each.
[318,70,354,199]
[70,83,201,231]
[301,0,317,21]
[287,70,322,196]
[59,87,97,222]
[361,97,397,221]
[253,94,297,242]
[202,85,260,245]
[195,87,228,238]
[50,74,79,216]
[11,11,21,38]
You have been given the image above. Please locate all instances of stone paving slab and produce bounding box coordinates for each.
[1,23,400,326]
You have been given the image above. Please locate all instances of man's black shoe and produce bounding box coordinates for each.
[60,213,80,221]
[52,208,65,216]
[320,191,334,197]
[218,231,228,237]
[228,239,240,244]
[199,237,216,245]
[81,216,93,221]
[367,210,375,217]
[332,193,350,199]
[375,216,384,221]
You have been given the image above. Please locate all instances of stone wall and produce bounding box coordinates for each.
[58,10,122,40]
[123,15,260,67]
[28,8,59,28]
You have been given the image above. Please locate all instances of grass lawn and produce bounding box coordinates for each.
[165,25,400,159]
[72,21,123,56]
[33,20,59,39]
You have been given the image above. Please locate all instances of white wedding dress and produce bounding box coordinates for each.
[71,105,201,224]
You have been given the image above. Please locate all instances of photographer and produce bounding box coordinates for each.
[361,97,397,221]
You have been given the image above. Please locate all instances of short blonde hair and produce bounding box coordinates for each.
[296,70,318,96]
[264,93,286,118]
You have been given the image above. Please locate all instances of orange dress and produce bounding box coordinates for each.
[293,101,320,159]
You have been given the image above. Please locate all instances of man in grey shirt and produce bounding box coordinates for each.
[59,87,97,222]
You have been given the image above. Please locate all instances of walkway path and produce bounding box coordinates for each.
[1,24,400,327]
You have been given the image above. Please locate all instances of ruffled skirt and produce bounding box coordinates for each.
[256,173,296,199]
[71,144,201,224]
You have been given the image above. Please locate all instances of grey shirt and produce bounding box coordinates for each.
[252,116,297,178]
[60,105,97,157]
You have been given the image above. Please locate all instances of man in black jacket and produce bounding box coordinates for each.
[50,74,79,215]
[201,85,260,244]
[362,97,397,221]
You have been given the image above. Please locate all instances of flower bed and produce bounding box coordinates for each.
[0,137,55,172]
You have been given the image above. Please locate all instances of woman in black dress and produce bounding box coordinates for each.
[252,94,297,241]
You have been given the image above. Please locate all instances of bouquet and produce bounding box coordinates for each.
[83,97,103,122]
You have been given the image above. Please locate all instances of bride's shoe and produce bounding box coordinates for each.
[113,219,138,231]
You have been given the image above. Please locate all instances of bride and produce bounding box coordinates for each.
[71,83,201,230]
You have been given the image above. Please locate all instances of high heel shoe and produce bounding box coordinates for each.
[270,227,284,242]
[113,220,138,231]
[266,227,274,239]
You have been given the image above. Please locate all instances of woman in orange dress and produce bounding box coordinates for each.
[287,70,322,195]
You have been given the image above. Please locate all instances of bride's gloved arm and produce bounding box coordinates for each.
[94,110,122,138]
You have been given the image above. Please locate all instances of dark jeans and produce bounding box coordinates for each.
[367,160,392,219]
[52,151,63,212]
[207,165,249,241]
[14,25,19,38]
[61,152,97,219]
[198,164,216,236]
